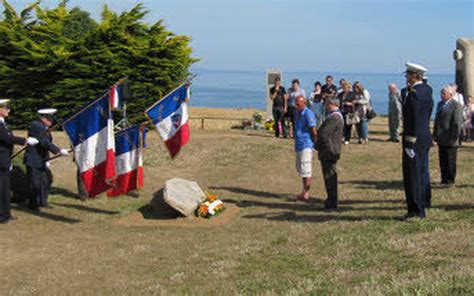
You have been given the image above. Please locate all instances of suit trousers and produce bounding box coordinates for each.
[27,166,52,207]
[321,160,338,207]
[0,169,11,221]
[403,147,430,217]
[438,145,458,184]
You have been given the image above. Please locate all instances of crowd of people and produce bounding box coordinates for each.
[270,75,374,145]
[270,63,471,219]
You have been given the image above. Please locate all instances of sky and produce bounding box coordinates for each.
[7,0,474,74]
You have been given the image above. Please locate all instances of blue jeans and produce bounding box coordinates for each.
[357,120,369,140]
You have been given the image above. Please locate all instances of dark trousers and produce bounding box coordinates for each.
[273,108,287,138]
[438,145,458,184]
[403,146,430,217]
[0,169,12,221]
[321,160,338,207]
[343,124,353,142]
[27,166,52,208]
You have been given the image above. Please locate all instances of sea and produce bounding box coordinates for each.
[189,68,454,116]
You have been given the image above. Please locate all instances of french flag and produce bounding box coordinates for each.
[63,95,116,197]
[145,84,190,159]
[107,125,147,197]
[109,85,122,109]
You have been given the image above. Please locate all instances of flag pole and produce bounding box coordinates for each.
[11,77,128,160]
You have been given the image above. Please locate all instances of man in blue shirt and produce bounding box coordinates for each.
[294,96,317,202]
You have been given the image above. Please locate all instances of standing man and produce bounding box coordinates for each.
[0,99,39,223]
[401,62,434,219]
[24,109,69,210]
[293,96,317,202]
[322,75,338,100]
[269,77,288,138]
[387,83,403,142]
[315,97,344,210]
[287,79,306,138]
[433,86,464,187]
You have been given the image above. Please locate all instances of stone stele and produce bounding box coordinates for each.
[163,178,206,217]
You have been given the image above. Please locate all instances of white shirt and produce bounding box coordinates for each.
[453,93,465,106]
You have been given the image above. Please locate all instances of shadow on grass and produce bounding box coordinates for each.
[242,211,398,223]
[210,186,295,200]
[11,205,81,224]
[340,180,404,191]
[431,204,474,211]
[223,199,405,213]
[50,187,79,199]
[50,202,120,215]
[213,186,403,205]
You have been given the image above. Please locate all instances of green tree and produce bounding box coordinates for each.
[0,1,197,128]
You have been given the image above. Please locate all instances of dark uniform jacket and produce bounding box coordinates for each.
[402,83,434,150]
[433,99,464,147]
[315,110,344,161]
[0,120,26,170]
[24,120,60,168]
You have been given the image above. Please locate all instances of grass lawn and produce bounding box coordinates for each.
[0,109,473,295]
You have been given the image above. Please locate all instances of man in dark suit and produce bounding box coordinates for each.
[315,97,344,210]
[401,62,434,219]
[24,109,69,210]
[433,86,464,186]
[0,99,39,223]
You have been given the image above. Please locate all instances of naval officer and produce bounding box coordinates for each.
[0,99,39,223]
[401,63,434,219]
[24,109,69,210]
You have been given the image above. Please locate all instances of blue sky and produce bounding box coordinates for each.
[7,0,474,74]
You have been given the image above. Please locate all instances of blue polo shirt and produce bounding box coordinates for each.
[294,107,317,152]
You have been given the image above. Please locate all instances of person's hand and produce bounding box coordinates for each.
[404,148,415,159]
[60,148,70,156]
[26,137,39,146]
[45,161,50,168]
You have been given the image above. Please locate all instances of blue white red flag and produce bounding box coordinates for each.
[63,95,116,197]
[107,125,147,197]
[145,84,190,158]
[109,84,123,110]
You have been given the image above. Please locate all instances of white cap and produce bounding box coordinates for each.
[0,99,10,106]
[38,108,57,115]
[405,62,428,74]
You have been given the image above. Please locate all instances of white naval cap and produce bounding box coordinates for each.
[38,108,58,115]
[0,99,10,106]
[405,62,428,74]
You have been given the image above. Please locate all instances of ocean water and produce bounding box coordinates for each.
[189,68,454,115]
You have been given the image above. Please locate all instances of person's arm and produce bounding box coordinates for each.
[0,125,26,146]
[284,92,289,112]
[453,103,464,139]
[310,126,317,144]
[29,122,61,155]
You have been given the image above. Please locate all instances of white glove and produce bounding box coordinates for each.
[404,148,415,159]
[45,161,50,168]
[60,148,70,156]
[9,165,12,172]
[26,137,39,146]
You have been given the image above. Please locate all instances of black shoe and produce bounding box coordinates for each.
[0,219,9,224]
[28,203,40,211]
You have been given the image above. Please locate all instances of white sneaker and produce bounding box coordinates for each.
[344,141,349,145]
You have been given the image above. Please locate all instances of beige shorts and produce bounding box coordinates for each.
[295,148,313,178]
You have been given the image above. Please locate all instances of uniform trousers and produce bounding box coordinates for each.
[403,146,431,217]
[0,169,12,221]
[27,166,53,207]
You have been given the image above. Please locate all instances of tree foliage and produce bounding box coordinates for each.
[0,1,197,128]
